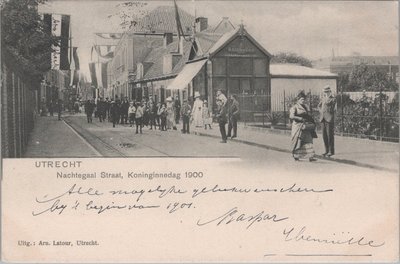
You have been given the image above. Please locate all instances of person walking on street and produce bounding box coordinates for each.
[227,94,240,138]
[135,101,144,134]
[49,100,54,116]
[85,99,95,123]
[318,85,337,157]
[120,97,129,124]
[128,101,136,127]
[110,101,119,128]
[180,100,191,134]
[105,98,111,122]
[155,102,161,129]
[216,98,228,143]
[290,90,318,162]
[174,95,181,124]
[97,98,106,122]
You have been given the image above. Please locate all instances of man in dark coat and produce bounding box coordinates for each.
[110,101,119,128]
[56,99,63,120]
[180,100,191,134]
[318,85,337,157]
[174,95,181,124]
[216,99,228,143]
[227,94,240,139]
[97,98,106,122]
[85,99,95,123]
[120,97,129,124]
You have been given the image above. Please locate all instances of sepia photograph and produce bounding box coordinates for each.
[1,0,399,262]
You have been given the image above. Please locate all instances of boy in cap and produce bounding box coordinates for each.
[318,85,337,157]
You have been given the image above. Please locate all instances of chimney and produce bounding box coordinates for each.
[195,17,208,32]
[163,33,173,48]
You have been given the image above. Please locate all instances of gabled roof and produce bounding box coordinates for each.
[193,31,224,57]
[206,26,272,57]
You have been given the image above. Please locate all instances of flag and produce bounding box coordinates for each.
[73,47,80,70]
[89,63,98,88]
[101,63,108,89]
[60,15,70,70]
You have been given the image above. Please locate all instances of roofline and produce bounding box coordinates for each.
[213,18,236,33]
[271,75,338,79]
[130,74,178,84]
[209,28,272,58]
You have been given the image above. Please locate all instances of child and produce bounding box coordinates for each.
[158,103,167,131]
[135,102,143,134]
[202,100,212,129]
[128,101,136,127]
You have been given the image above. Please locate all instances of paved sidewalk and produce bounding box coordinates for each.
[192,123,399,172]
[23,115,99,158]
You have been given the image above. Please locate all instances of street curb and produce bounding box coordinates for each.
[192,131,397,173]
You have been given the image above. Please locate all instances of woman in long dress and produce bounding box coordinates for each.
[166,97,177,130]
[290,91,318,162]
[191,92,203,127]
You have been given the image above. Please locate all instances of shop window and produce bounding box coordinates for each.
[228,58,252,76]
[253,59,267,76]
[240,78,251,95]
[213,57,226,76]
[228,78,240,95]
[254,78,267,95]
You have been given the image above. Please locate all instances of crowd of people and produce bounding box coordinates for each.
[82,91,240,140]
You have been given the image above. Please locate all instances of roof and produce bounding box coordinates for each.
[206,26,272,57]
[270,64,338,78]
[137,39,192,81]
[193,31,224,56]
[131,6,194,34]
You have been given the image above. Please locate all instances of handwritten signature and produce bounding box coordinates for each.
[197,207,289,229]
[283,226,385,247]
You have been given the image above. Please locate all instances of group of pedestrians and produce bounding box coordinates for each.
[290,85,336,162]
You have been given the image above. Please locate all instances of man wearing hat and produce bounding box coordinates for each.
[318,85,337,157]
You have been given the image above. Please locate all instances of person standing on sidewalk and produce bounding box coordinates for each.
[158,103,167,131]
[181,100,191,134]
[290,91,317,162]
[216,99,228,143]
[227,94,240,139]
[135,101,144,134]
[318,85,337,157]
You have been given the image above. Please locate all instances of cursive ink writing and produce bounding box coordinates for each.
[32,199,68,216]
[192,183,333,198]
[283,226,385,247]
[35,184,103,203]
[197,207,289,229]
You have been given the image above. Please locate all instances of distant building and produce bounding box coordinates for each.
[313,55,399,81]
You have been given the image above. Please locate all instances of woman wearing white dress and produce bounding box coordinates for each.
[166,97,177,130]
[191,91,203,127]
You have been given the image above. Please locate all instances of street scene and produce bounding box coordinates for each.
[1,0,398,173]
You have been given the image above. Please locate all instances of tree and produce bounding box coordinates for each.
[1,0,59,80]
[347,63,398,91]
[107,1,148,31]
[271,52,313,68]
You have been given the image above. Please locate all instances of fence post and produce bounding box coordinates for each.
[283,90,286,128]
[379,85,383,141]
[341,85,344,136]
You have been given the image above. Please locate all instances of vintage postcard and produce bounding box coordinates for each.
[1,0,399,262]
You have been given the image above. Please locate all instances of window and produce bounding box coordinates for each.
[254,59,267,76]
[228,58,252,75]
[254,78,268,95]
[213,77,226,94]
[213,58,226,76]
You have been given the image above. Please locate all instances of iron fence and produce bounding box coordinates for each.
[237,90,399,142]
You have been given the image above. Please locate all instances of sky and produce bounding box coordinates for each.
[38,0,399,80]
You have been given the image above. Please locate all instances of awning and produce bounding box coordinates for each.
[166,59,207,90]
